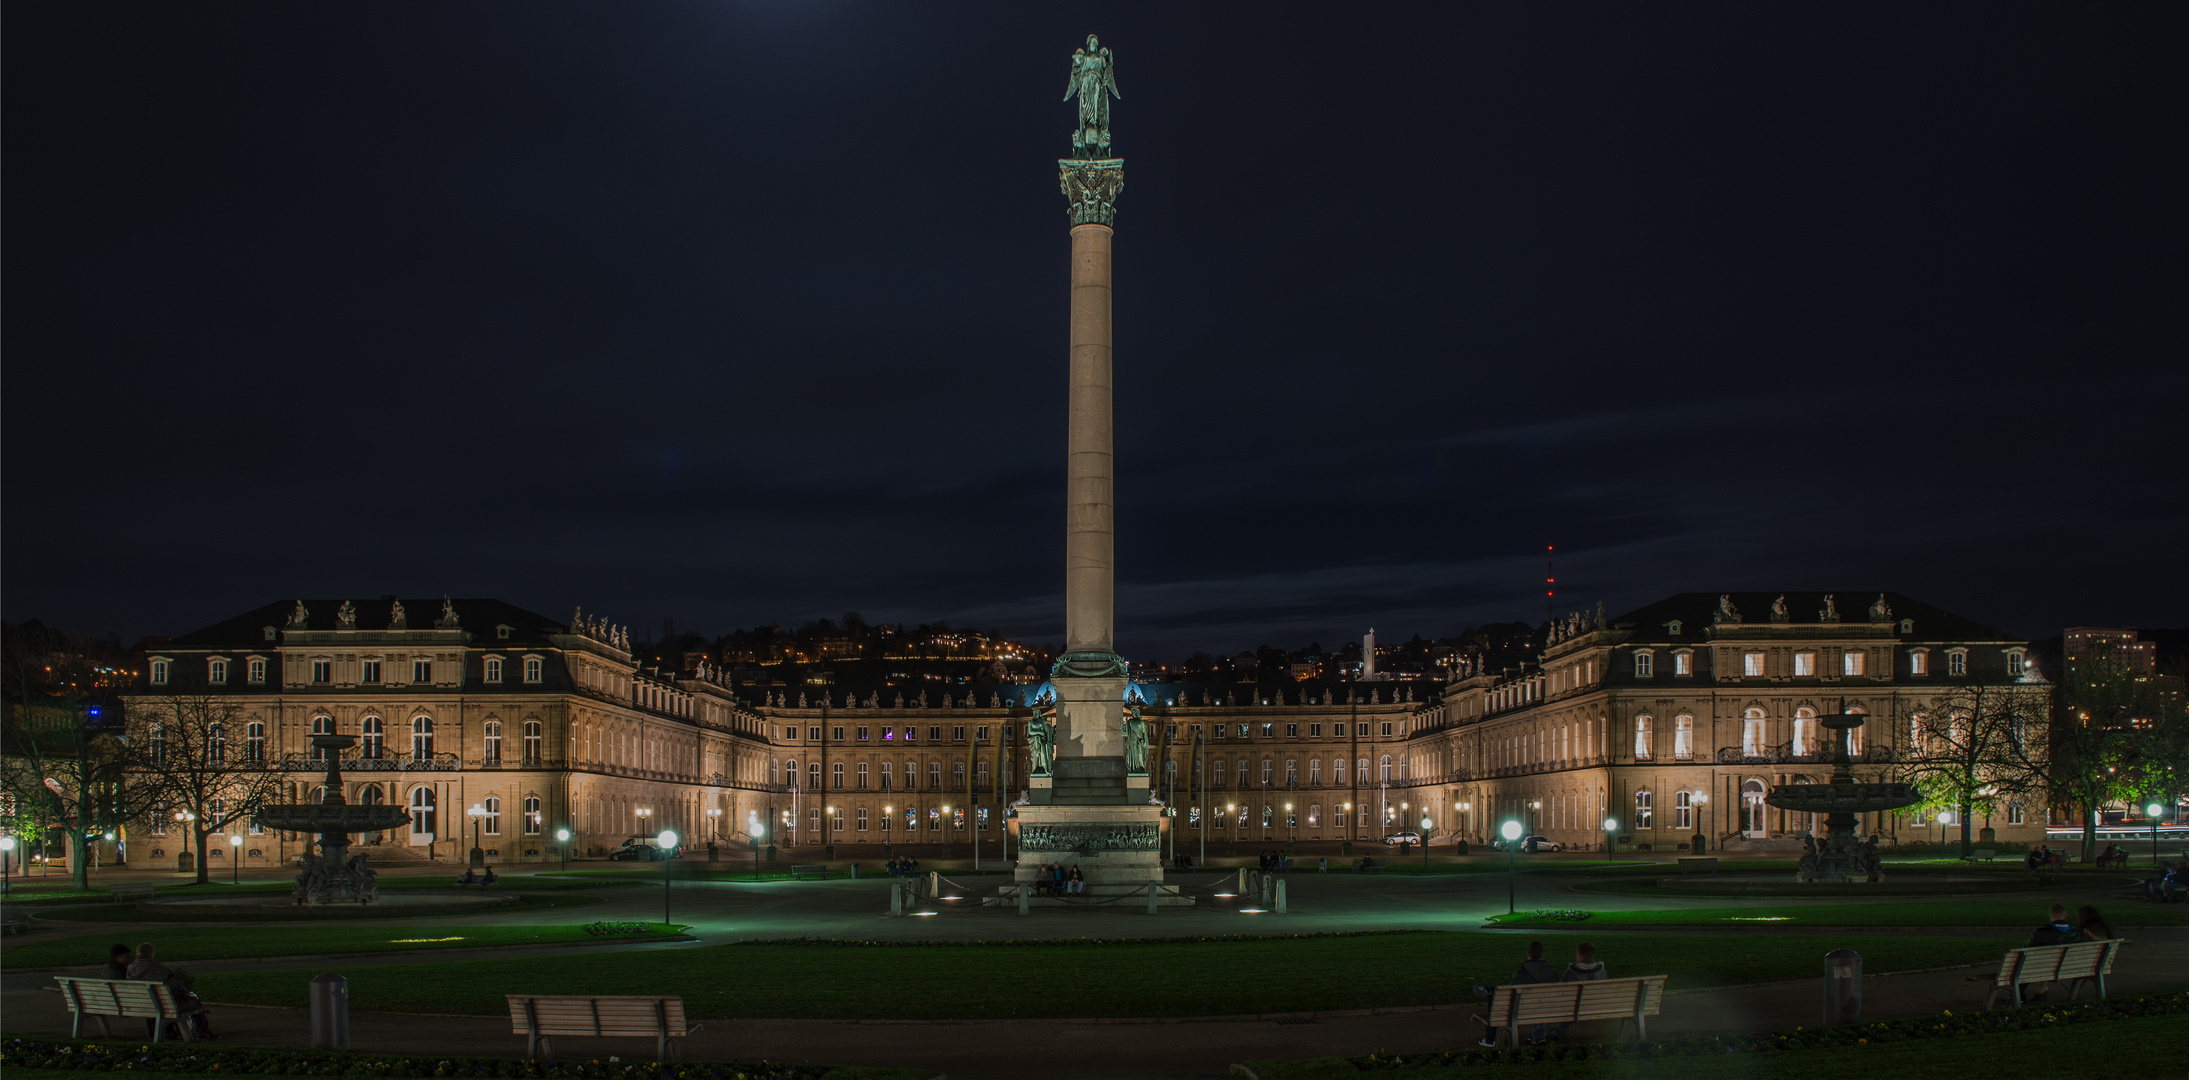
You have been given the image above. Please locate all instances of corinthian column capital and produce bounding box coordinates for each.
[1058,159,1125,227]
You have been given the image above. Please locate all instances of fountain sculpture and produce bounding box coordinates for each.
[1765,710,1919,883]
[251,734,413,904]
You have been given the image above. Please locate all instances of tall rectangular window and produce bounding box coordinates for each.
[1633,715,1653,760]
[1844,652,1866,676]
[2006,652,2025,678]
[1794,652,1816,676]
[413,659,433,683]
[362,660,382,684]
[311,660,331,684]
[1743,653,1765,677]
[1674,715,1693,760]
[1674,651,1693,676]
[1910,651,1929,675]
[1634,790,1653,829]
[150,660,169,685]
[856,763,869,789]
[1674,791,1693,830]
[856,807,869,832]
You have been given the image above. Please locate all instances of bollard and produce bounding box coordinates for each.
[1147,882,1159,915]
[309,973,349,1049]
[929,871,939,897]
[1275,878,1287,913]
[891,881,908,917]
[1824,949,1862,1026]
[849,863,858,880]
[1017,883,1030,916]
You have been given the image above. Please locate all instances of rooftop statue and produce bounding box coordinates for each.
[1063,34,1121,158]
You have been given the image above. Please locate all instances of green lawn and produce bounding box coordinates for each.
[1242,1011,2189,1080]
[1489,900,2188,929]
[0,922,682,969]
[27,889,604,923]
[190,931,2017,1020]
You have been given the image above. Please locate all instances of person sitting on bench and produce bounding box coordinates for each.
[1474,940,1558,1047]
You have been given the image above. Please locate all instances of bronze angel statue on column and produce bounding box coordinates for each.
[1064,34,1121,158]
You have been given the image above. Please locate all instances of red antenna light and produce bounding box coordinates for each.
[1546,544,1556,625]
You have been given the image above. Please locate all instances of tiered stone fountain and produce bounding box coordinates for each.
[252,734,414,904]
[1764,711,1920,883]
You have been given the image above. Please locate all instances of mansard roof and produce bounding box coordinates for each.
[160,598,568,651]
[1609,592,2017,644]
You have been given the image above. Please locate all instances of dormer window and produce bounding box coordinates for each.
[2006,648,2028,679]
[483,656,504,683]
[1909,648,1930,676]
[497,624,513,641]
[1665,619,1682,636]
[1672,648,1694,676]
[149,657,172,686]
[1946,647,1969,677]
[1899,618,1914,634]
[521,655,543,683]
[263,626,278,642]
[1633,649,1654,678]
[207,658,229,684]
[246,657,267,684]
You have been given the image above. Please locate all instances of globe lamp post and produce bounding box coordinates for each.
[1500,820,1524,914]
[657,829,678,926]
[466,803,486,867]
[0,835,14,893]
[1420,815,1433,872]
[2150,803,2166,867]
[1603,817,1618,864]
[228,835,242,883]
[555,828,571,873]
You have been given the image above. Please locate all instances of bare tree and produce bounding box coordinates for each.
[2,621,162,890]
[129,691,286,884]
[1893,683,2049,856]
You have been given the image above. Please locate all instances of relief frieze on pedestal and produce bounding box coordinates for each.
[1017,822,1160,854]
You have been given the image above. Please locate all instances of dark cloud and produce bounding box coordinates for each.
[4,4,2182,658]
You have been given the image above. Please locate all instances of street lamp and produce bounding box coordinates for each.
[884,805,894,856]
[1420,814,1433,872]
[229,835,243,883]
[940,805,952,858]
[1285,802,1295,846]
[707,806,722,846]
[2149,803,2165,867]
[175,811,197,874]
[1500,820,1523,914]
[0,835,13,893]
[656,829,678,926]
[826,806,837,860]
[750,817,766,880]
[466,803,487,868]
[1226,803,1237,857]
[555,828,571,873]
[1603,817,1618,864]
[1692,793,1710,854]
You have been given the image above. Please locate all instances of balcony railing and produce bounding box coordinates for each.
[276,754,459,773]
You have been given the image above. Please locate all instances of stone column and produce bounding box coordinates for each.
[1065,220,1116,656]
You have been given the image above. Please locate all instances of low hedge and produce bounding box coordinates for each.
[728,930,1433,948]
[1331,989,2189,1072]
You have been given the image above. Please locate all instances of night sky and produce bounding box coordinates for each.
[5,5,2182,659]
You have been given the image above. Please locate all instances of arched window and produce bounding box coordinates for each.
[832,762,845,789]
[1740,778,1767,836]
[310,784,330,805]
[483,796,502,836]
[1309,758,1322,786]
[783,760,799,788]
[1214,760,1227,786]
[245,721,266,763]
[1793,707,1816,756]
[953,761,965,789]
[1307,804,1321,828]
[523,721,543,764]
[409,786,437,838]
[1634,789,1653,829]
[360,715,383,758]
[1378,755,1392,782]
[207,723,226,765]
[1845,707,1866,755]
[147,723,166,766]
[411,716,435,758]
[523,795,541,834]
[310,716,335,760]
[1633,715,1654,760]
[1742,707,1767,757]
[1673,714,1694,760]
[483,720,503,765]
[1263,759,1275,785]
[1356,757,1369,784]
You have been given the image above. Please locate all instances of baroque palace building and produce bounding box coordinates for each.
[123,590,2045,867]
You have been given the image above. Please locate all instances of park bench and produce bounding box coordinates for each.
[53,977,198,1042]
[507,994,697,1060]
[789,864,827,881]
[1961,849,1996,863]
[1355,859,1383,873]
[1,913,26,935]
[1972,939,2126,1008]
[1676,857,1718,872]
[109,883,156,903]
[1476,975,1667,1049]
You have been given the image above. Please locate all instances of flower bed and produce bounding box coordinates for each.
[730,930,1433,948]
[582,921,672,937]
[1485,909,1590,924]
[0,1040,866,1080]
[1336,989,2189,1071]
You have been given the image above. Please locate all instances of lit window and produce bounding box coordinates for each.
[1743,708,1766,756]
[1844,652,1866,676]
[1743,653,1765,677]
[523,796,541,834]
[1673,714,1694,759]
[484,657,503,683]
[1910,650,1929,675]
[150,660,170,686]
[1794,652,1816,677]
[1634,790,1653,829]
[1673,651,1693,676]
[247,658,266,684]
[362,660,382,684]
[1633,715,1653,760]
[1309,759,1322,785]
[1634,651,1654,677]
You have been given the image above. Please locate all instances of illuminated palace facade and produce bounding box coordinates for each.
[124,591,2044,867]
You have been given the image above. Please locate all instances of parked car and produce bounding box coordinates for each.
[1380,831,1423,846]
[1491,835,1562,853]
[607,836,683,861]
